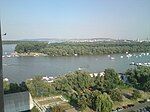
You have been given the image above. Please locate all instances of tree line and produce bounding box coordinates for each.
[15,41,150,56]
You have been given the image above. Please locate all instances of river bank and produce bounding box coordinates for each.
[15,52,48,57]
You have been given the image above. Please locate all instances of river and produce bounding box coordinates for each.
[2,44,150,82]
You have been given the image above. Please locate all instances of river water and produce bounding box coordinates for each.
[2,44,150,82]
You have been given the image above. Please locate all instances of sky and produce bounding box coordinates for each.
[0,0,150,40]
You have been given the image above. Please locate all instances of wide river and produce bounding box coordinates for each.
[2,44,150,82]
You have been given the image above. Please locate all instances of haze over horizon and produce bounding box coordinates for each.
[1,0,150,40]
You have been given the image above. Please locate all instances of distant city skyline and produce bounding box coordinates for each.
[1,0,150,40]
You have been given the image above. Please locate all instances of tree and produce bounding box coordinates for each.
[103,69,122,91]
[95,93,113,112]
[3,80,10,93]
[78,95,88,111]
[9,83,20,93]
[125,66,150,91]
[50,105,63,112]
[132,90,141,100]
[109,89,123,102]
[143,80,150,92]
[15,41,150,56]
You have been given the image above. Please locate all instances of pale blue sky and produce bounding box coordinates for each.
[1,0,150,40]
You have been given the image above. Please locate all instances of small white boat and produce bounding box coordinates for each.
[108,55,111,57]
[137,63,142,66]
[110,57,115,60]
[120,56,123,58]
[126,54,132,58]
[78,67,82,70]
[144,63,148,65]
[6,55,11,58]
[130,62,135,65]
[74,54,78,56]
[3,78,9,82]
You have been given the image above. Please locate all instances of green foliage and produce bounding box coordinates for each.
[103,69,123,91]
[50,105,63,112]
[15,41,150,56]
[95,93,113,112]
[77,95,88,111]
[126,66,150,91]
[94,69,123,93]
[3,80,10,92]
[25,69,123,111]
[3,81,28,94]
[15,42,47,53]
[109,89,123,102]
[132,90,141,100]
[26,76,55,97]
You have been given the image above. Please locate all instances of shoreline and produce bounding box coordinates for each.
[15,51,150,57]
[13,52,48,57]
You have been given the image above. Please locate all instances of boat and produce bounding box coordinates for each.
[136,63,150,67]
[6,55,11,58]
[78,67,82,70]
[74,54,78,56]
[110,57,115,60]
[136,63,142,66]
[126,54,132,58]
[3,78,9,82]
[141,53,146,55]
[130,62,135,65]
[120,56,123,58]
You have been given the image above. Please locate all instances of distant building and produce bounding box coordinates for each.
[4,91,34,112]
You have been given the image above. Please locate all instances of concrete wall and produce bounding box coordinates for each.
[4,91,34,112]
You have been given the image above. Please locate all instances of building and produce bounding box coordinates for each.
[4,91,34,112]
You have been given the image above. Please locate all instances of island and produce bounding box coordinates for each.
[14,41,150,57]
